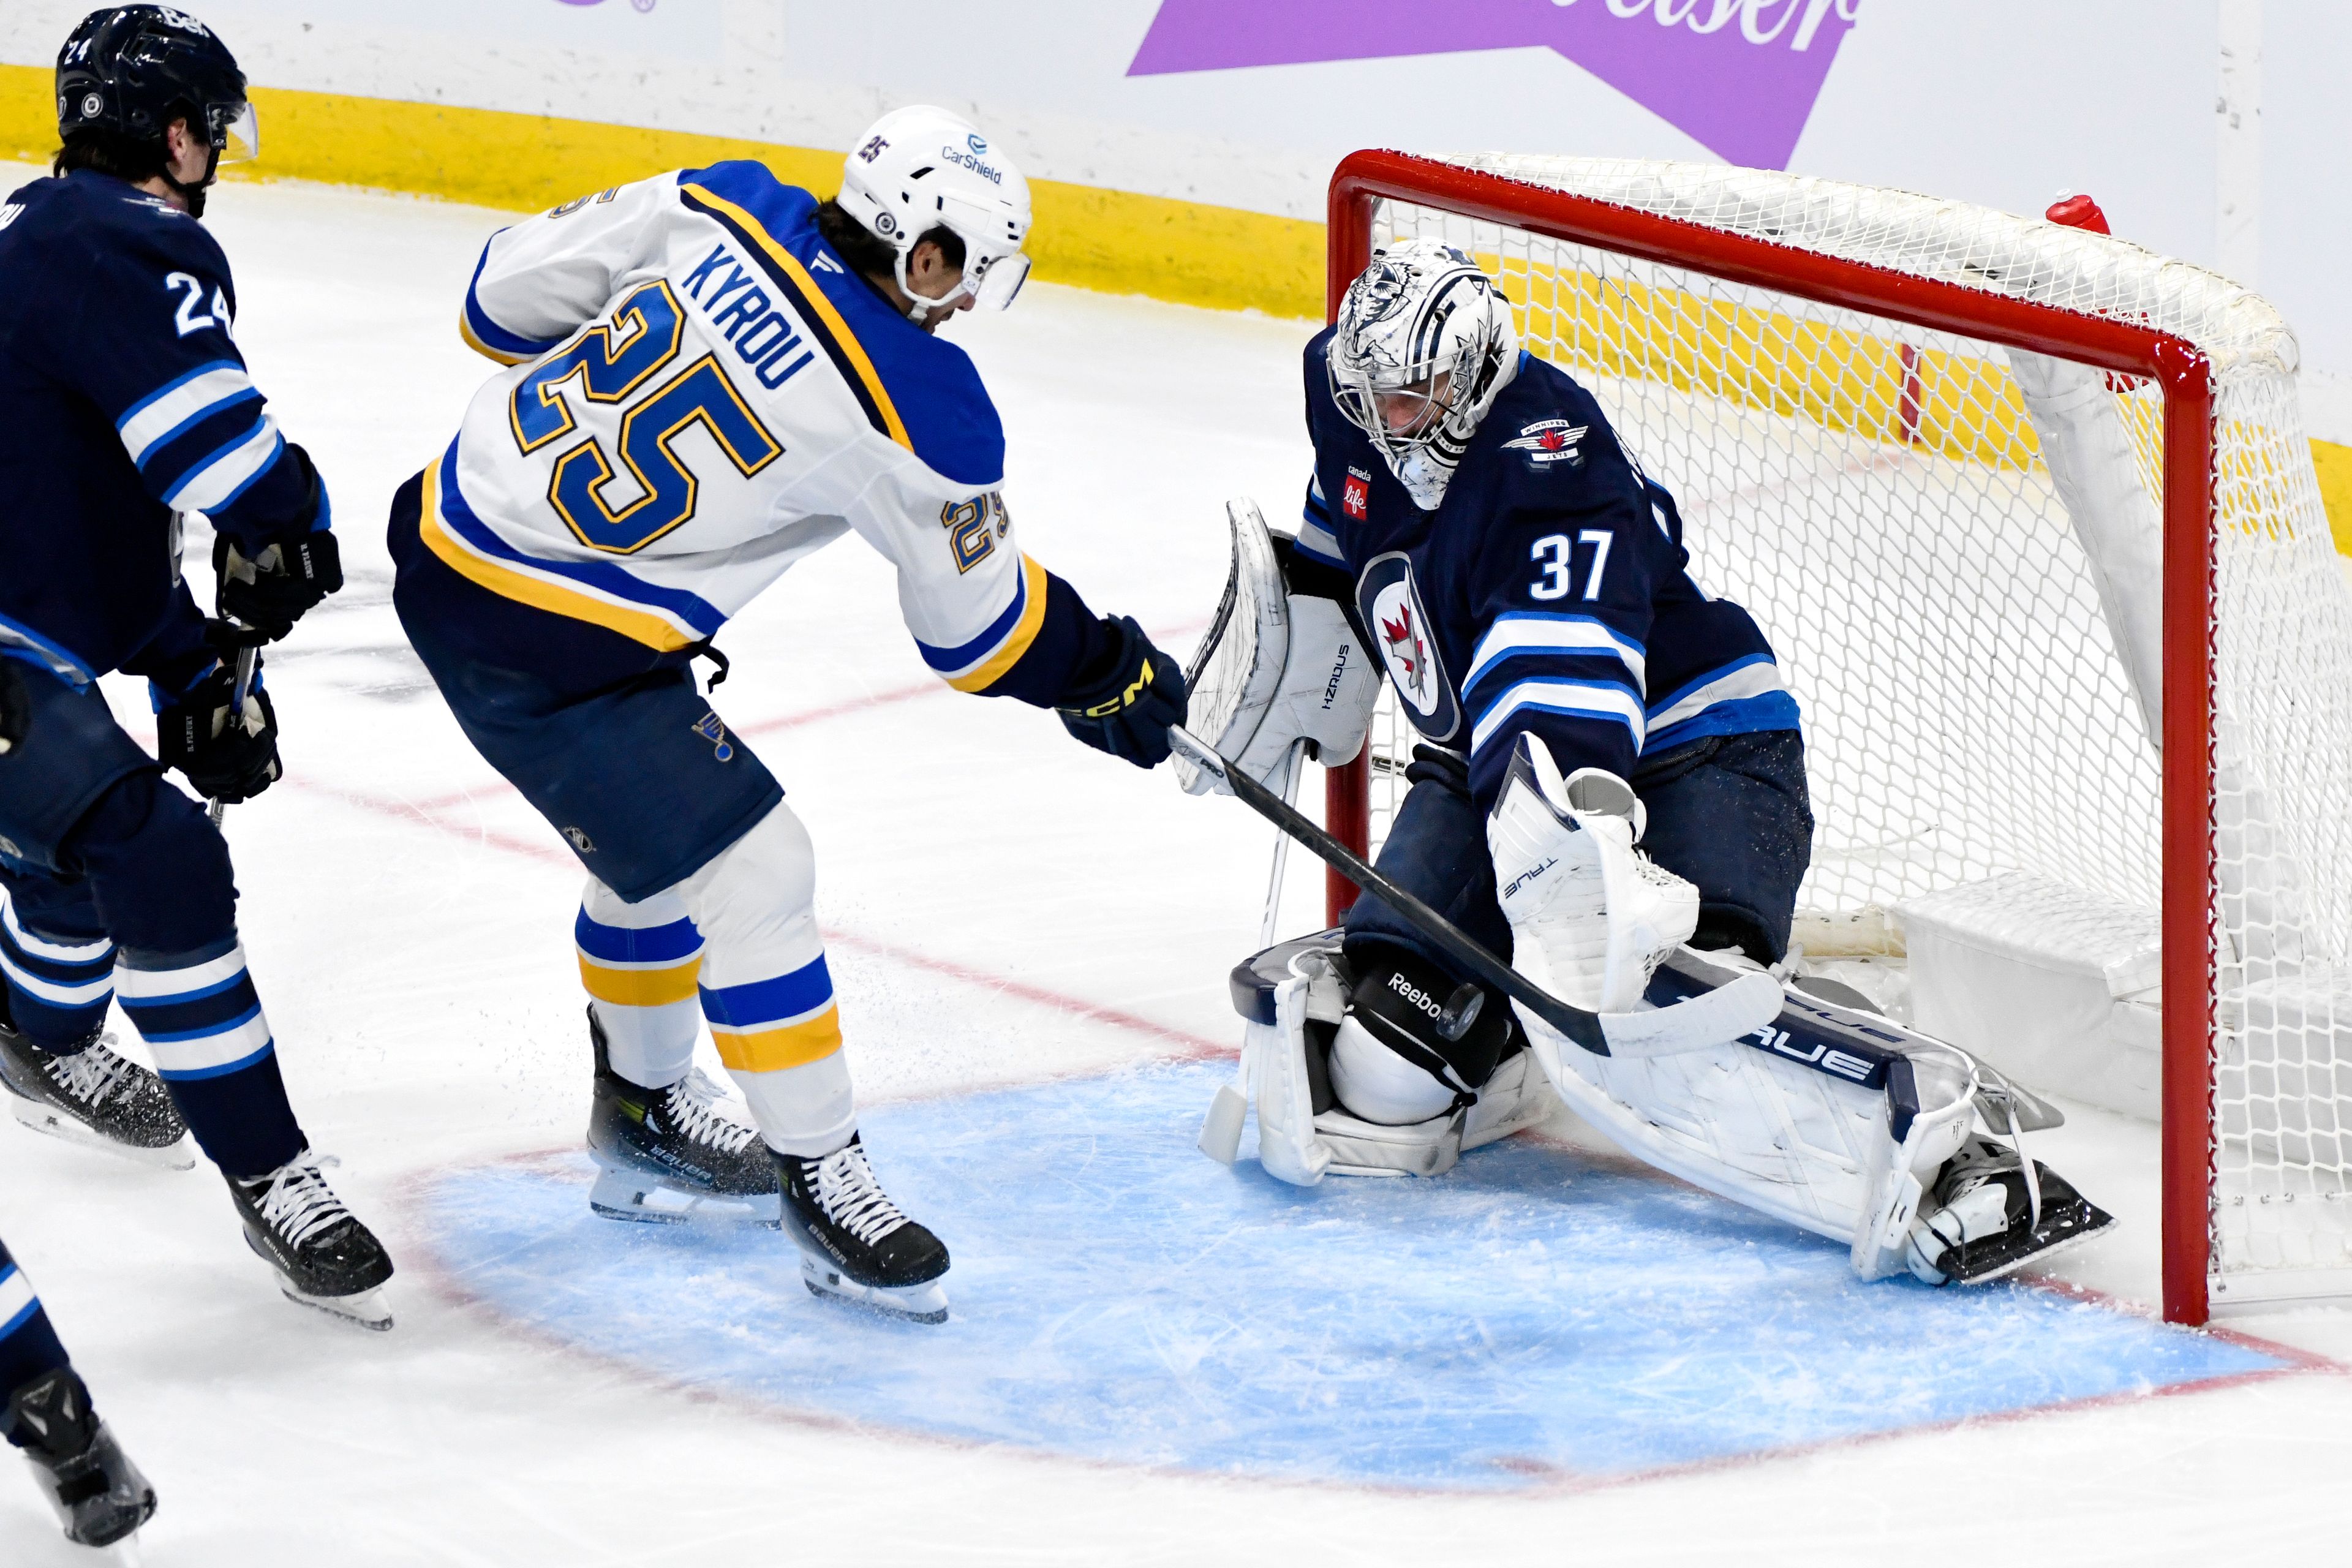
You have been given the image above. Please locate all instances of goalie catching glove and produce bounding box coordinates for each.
[1056,614,1188,768]
[155,660,279,804]
[1174,498,1380,796]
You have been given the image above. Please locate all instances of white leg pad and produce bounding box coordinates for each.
[1524,1003,1977,1279]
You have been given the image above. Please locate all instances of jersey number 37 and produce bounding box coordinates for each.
[509,279,782,554]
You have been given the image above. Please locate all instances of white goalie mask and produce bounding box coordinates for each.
[1328,238,1520,510]
[838,105,1033,321]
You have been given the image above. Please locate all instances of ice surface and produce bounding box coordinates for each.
[423,1063,2282,1491]
[0,164,2347,1565]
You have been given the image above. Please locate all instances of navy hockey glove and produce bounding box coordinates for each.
[0,660,25,756]
[214,446,342,643]
[156,663,280,804]
[1057,616,1189,769]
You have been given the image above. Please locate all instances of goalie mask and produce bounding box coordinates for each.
[1328,238,1520,510]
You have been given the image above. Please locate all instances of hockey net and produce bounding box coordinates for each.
[1324,151,2352,1324]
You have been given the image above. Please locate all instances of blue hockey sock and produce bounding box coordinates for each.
[0,1241,74,1446]
[0,895,115,1047]
[115,940,303,1178]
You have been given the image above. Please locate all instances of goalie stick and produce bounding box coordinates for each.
[1167,725,1782,1058]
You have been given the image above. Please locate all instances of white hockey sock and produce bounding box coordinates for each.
[674,802,858,1158]
[576,881,704,1090]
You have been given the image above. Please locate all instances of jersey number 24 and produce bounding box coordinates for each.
[510,279,782,554]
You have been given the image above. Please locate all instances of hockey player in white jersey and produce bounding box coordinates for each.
[390,108,1186,1323]
[1197,242,2113,1289]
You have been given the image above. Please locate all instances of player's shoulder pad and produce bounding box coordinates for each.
[673,160,1005,489]
[36,170,232,279]
[1475,352,1634,489]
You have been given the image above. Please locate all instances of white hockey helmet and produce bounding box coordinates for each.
[838,105,1033,319]
[1328,238,1519,506]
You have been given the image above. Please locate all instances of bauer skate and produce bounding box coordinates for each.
[777,1135,949,1324]
[7,1368,156,1550]
[1906,1137,2117,1285]
[225,1152,395,1330]
[586,1009,780,1226]
[0,1020,195,1170]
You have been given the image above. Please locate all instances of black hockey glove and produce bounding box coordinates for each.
[156,663,280,804]
[214,445,343,643]
[0,660,26,756]
[1057,615,1189,769]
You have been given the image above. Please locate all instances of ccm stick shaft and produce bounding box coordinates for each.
[1166,723,1613,1053]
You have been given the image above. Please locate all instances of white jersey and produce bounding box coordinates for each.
[422,160,1050,694]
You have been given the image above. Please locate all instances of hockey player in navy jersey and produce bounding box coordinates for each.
[391,106,1185,1323]
[0,8,394,1328]
[1196,241,2111,1287]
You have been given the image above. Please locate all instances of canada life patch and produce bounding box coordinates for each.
[1502,418,1588,471]
[1355,552,1461,742]
[1341,467,1371,520]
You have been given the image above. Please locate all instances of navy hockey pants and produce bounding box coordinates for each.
[1343,728,1815,978]
[0,664,303,1176]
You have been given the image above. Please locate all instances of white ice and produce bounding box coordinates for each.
[1,164,2347,1565]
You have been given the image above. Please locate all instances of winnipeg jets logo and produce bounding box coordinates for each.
[1379,601,1429,702]
[1356,552,1461,741]
[1503,418,1587,469]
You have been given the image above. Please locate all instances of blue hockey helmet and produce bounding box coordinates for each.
[56,7,256,169]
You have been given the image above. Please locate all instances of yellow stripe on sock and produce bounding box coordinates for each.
[578,956,703,1008]
[709,1007,843,1073]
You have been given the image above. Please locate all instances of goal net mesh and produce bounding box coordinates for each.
[1355,155,2352,1297]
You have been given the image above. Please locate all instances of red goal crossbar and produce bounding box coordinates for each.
[1319,150,2220,1325]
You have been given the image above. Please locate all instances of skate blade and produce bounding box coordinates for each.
[9,1098,195,1170]
[1950,1207,2120,1286]
[278,1282,394,1332]
[798,1255,949,1325]
[587,1167,782,1229]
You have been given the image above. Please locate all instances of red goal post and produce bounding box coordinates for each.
[1318,149,2227,1321]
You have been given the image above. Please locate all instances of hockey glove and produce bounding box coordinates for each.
[0,660,26,756]
[156,663,280,804]
[1057,616,1189,769]
[214,446,342,643]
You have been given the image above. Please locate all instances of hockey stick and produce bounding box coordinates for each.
[206,624,258,828]
[1167,725,1783,1058]
[1198,740,1305,1166]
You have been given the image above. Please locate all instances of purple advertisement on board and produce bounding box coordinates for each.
[1129,0,1863,172]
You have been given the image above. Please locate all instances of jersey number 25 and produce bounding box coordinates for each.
[510,279,783,554]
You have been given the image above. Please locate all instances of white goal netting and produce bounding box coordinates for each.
[1352,154,2352,1307]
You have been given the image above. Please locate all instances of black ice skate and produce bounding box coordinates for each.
[1908,1136,2117,1285]
[586,1009,780,1226]
[778,1134,949,1324]
[7,1368,156,1549]
[225,1152,395,1330]
[0,1020,195,1170]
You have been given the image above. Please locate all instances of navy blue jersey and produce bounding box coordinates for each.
[1297,330,1796,807]
[0,171,321,693]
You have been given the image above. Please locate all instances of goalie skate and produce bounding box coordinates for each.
[778,1135,950,1324]
[0,1023,195,1170]
[586,1011,780,1227]
[1906,1137,2119,1286]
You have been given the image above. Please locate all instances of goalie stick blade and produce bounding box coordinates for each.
[1197,1082,1247,1166]
[1596,970,1785,1058]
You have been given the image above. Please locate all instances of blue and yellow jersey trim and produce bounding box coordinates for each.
[677,181,913,453]
[459,240,564,366]
[417,444,728,653]
[918,554,1051,693]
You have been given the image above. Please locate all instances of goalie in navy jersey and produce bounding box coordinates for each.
[1189,241,2114,1289]
[0,7,393,1329]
